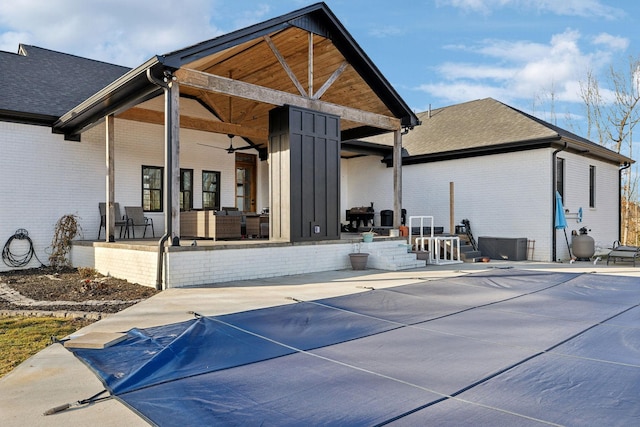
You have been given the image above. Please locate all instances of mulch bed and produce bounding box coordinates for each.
[0,266,159,314]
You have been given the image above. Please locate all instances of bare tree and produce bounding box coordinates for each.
[578,57,640,244]
[579,70,608,145]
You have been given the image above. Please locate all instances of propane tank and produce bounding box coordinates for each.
[572,227,595,260]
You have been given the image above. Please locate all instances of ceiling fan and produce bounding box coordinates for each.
[197,134,261,153]
[196,94,262,154]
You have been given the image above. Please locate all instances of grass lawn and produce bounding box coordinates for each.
[0,316,95,377]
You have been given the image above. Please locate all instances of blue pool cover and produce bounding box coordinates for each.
[69,270,640,426]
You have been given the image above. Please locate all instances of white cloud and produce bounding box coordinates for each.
[436,62,518,81]
[436,0,624,20]
[416,81,512,104]
[0,0,228,66]
[593,33,629,51]
[416,29,616,106]
[368,26,405,38]
[228,4,273,30]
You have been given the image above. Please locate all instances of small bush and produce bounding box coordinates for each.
[77,267,99,279]
[49,214,81,269]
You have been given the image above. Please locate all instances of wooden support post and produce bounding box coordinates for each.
[393,129,402,229]
[308,32,313,97]
[450,182,455,235]
[106,114,115,242]
[168,81,181,244]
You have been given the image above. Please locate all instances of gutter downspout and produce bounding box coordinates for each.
[619,162,631,243]
[147,69,173,290]
[551,142,568,262]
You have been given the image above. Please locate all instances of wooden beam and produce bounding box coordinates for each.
[199,91,224,119]
[174,68,401,131]
[313,61,348,100]
[117,107,268,140]
[264,35,307,97]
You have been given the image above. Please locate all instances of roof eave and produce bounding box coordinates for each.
[53,56,167,137]
[396,137,559,166]
[0,110,59,127]
[559,138,634,165]
[394,135,633,167]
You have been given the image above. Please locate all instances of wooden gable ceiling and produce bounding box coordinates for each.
[118,26,397,146]
[54,3,418,145]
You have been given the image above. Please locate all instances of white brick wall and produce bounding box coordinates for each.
[1,122,106,271]
[2,117,623,272]
[70,239,402,288]
[558,151,620,256]
[341,156,393,225]
[343,148,621,262]
[1,119,266,272]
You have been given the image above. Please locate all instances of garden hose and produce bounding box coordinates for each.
[2,228,45,268]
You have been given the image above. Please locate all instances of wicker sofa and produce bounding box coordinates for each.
[180,210,242,240]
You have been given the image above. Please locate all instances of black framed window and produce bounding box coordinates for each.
[180,169,193,211]
[589,165,596,208]
[142,165,163,212]
[556,157,565,199]
[202,170,221,210]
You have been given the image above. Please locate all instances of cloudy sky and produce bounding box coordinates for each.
[1,0,638,141]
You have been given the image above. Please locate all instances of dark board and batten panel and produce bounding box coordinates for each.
[270,105,341,242]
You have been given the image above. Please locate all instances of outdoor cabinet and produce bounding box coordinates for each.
[478,237,528,261]
[269,105,341,242]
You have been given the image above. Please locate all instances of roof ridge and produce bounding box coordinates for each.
[18,44,130,69]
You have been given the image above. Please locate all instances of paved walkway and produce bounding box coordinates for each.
[0,260,639,426]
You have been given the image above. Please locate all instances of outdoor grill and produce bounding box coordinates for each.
[345,206,374,230]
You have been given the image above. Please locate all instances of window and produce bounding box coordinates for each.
[180,169,193,211]
[202,170,221,210]
[556,157,565,198]
[142,166,163,212]
[589,165,596,208]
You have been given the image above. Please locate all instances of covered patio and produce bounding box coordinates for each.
[57,3,420,288]
[71,232,424,288]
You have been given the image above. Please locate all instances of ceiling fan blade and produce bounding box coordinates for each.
[197,143,227,151]
[232,145,261,151]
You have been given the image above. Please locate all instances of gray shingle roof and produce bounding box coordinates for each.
[0,45,129,123]
[364,98,630,165]
[404,98,558,155]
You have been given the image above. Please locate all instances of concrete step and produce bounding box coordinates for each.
[460,244,475,253]
[365,241,426,270]
[461,250,482,258]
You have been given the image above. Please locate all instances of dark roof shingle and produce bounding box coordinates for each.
[364,98,631,165]
[0,45,129,123]
[404,98,557,155]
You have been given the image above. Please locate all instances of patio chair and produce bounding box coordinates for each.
[98,202,128,239]
[606,240,640,266]
[124,206,155,238]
